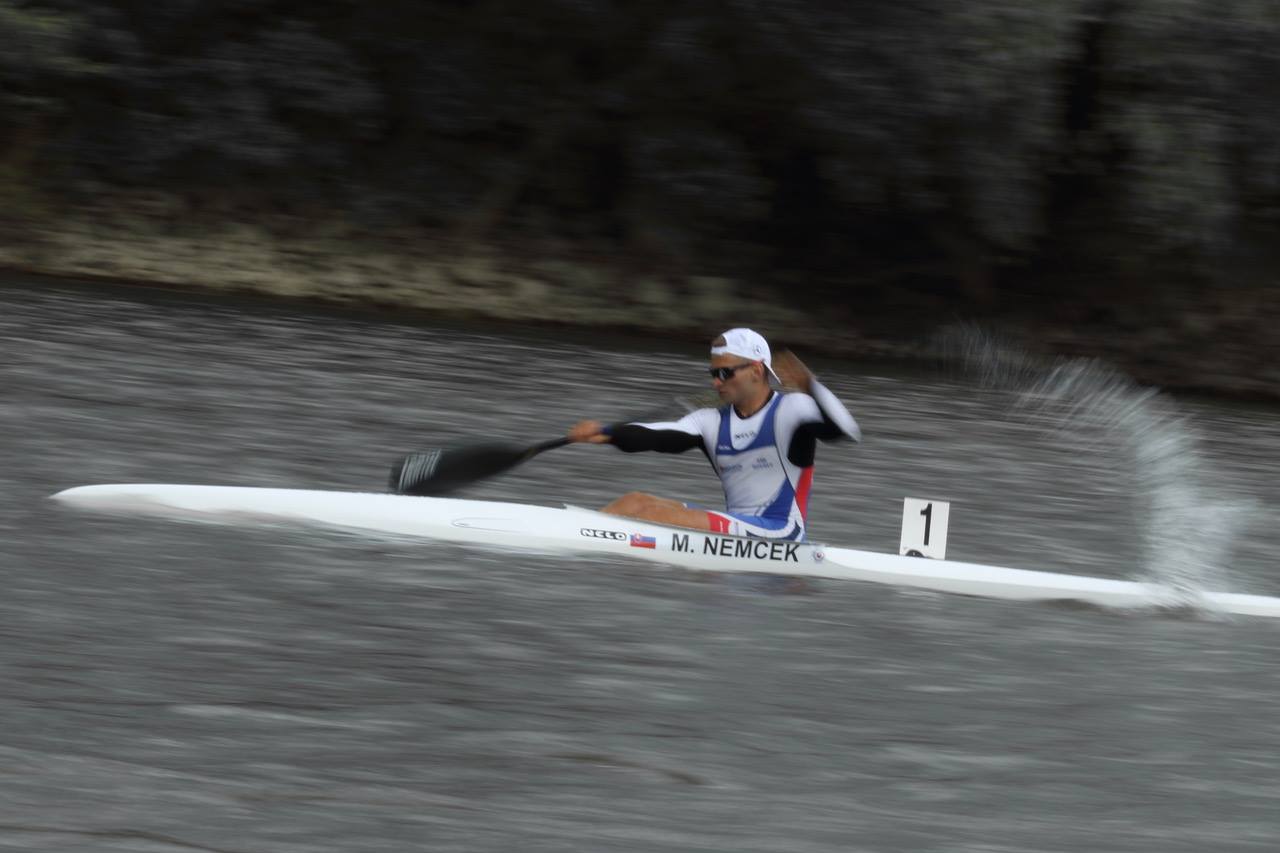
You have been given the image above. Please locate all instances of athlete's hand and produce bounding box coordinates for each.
[568,420,611,443]
[772,349,814,393]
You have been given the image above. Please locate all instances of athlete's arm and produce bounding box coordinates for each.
[605,409,715,454]
[606,423,704,453]
[568,409,714,453]
[805,380,861,442]
[773,350,860,443]
[775,384,860,467]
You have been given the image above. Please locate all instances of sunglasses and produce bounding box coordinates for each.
[708,362,758,381]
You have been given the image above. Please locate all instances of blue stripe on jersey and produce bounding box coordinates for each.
[714,394,780,455]
[761,478,797,520]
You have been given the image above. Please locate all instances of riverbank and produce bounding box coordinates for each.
[3,203,1277,400]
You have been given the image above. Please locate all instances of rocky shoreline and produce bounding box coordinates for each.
[3,206,1278,401]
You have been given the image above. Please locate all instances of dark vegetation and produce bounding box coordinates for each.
[4,0,1279,321]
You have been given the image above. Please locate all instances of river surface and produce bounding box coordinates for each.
[2,279,1279,852]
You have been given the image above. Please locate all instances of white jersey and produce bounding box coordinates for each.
[616,380,859,538]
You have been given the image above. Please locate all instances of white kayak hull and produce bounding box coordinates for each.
[50,484,1280,619]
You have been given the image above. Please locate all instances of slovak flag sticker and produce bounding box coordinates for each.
[630,533,657,549]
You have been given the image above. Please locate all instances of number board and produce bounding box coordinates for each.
[899,498,950,560]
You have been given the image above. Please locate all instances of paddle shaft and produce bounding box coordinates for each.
[390,399,707,496]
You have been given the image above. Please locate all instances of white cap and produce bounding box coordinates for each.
[711,328,781,383]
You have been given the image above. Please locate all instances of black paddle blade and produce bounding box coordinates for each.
[390,443,538,496]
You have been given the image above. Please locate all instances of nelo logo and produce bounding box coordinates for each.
[580,528,626,541]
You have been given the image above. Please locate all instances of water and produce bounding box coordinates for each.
[3,279,1280,852]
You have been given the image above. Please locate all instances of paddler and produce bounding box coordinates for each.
[567,328,860,540]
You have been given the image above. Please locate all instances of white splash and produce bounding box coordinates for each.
[943,328,1249,601]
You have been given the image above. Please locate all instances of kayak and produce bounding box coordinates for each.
[50,483,1280,619]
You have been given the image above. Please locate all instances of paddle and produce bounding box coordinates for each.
[389,394,717,497]
[390,437,571,496]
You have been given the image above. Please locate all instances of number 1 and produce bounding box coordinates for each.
[920,503,932,545]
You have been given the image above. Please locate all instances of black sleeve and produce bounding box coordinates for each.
[786,422,845,466]
[786,428,819,467]
[607,424,704,454]
[798,418,847,442]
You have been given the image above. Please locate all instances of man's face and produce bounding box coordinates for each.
[709,354,762,402]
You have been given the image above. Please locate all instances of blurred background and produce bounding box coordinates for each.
[3,0,1279,395]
